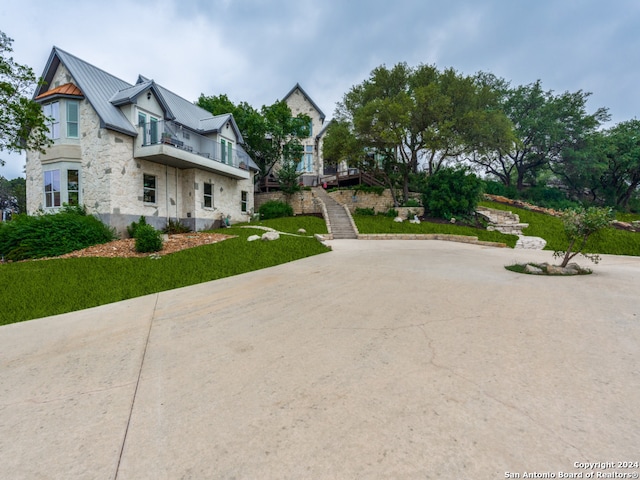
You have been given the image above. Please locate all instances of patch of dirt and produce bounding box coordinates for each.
[57,232,235,259]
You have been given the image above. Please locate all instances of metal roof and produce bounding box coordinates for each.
[35,47,244,143]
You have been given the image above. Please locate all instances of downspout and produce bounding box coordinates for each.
[175,166,178,224]
[165,164,169,226]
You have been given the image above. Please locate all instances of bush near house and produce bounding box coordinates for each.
[259,200,294,220]
[0,206,115,261]
[421,167,483,220]
[134,224,164,253]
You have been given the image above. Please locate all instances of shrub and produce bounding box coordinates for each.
[0,208,115,261]
[353,184,385,195]
[163,218,191,234]
[384,208,399,218]
[259,200,293,220]
[127,216,148,238]
[402,198,421,207]
[355,207,375,216]
[553,206,614,267]
[134,224,163,253]
[422,167,483,220]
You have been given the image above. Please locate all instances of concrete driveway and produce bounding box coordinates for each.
[1,240,639,479]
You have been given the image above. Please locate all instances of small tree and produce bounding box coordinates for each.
[0,31,51,162]
[554,207,613,267]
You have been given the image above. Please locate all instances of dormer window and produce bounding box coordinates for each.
[36,83,83,141]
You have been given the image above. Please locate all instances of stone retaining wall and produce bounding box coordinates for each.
[358,233,507,248]
[254,191,322,215]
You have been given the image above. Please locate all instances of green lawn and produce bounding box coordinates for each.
[0,218,330,325]
[353,214,519,247]
[479,201,640,256]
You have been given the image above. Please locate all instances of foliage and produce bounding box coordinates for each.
[384,208,398,218]
[0,207,115,260]
[126,215,148,238]
[421,167,483,219]
[258,200,293,220]
[353,213,518,247]
[0,31,52,159]
[0,176,25,214]
[468,79,609,190]
[326,63,513,204]
[134,223,163,253]
[352,184,385,195]
[402,198,421,207]
[163,218,191,234]
[277,158,301,194]
[197,94,310,185]
[355,207,375,216]
[553,207,613,267]
[0,230,331,325]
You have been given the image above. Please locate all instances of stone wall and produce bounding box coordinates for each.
[255,191,323,215]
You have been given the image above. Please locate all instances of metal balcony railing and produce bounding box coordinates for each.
[137,120,251,169]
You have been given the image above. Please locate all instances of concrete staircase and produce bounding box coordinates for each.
[314,188,358,239]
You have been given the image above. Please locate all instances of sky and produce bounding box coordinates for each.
[1,0,639,179]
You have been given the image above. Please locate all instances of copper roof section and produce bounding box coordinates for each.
[36,82,83,100]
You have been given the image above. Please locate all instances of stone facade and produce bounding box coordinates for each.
[26,50,256,236]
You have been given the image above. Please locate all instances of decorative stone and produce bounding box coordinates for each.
[393,217,403,223]
[297,228,307,234]
[247,235,261,242]
[450,218,456,224]
[409,215,420,224]
[261,231,280,241]
[524,264,543,274]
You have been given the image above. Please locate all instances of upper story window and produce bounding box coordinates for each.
[43,102,60,140]
[67,101,79,138]
[42,100,80,140]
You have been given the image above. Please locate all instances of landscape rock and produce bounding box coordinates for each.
[247,235,261,242]
[261,231,280,241]
[394,217,404,223]
[297,228,307,234]
[409,215,421,224]
[524,264,543,274]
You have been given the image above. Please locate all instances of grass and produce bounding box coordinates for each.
[479,200,640,256]
[239,215,328,235]
[353,214,519,247]
[0,219,330,326]
[616,211,640,223]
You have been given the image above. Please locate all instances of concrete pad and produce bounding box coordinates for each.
[1,240,639,479]
[0,295,158,480]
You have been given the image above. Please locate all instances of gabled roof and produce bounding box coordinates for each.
[283,83,326,122]
[34,47,244,143]
[316,118,334,140]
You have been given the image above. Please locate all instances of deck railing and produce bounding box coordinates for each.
[138,120,251,169]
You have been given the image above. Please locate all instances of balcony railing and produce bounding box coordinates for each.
[137,120,252,170]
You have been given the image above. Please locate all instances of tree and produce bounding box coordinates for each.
[330,63,512,203]
[480,80,609,190]
[553,207,613,267]
[0,31,51,163]
[197,94,310,186]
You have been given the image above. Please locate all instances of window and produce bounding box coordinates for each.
[150,117,159,144]
[43,166,81,209]
[204,182,213,208]
[308,120,313,137]
[228,141,233,165]
[43,102,60,139]
[297,145,314,173]
[241,191,248,213]
[221,139,226,164]
[138,113,147,145]
[66,101,79,138]
[44,170,61,207]
[143,174,156,203]
[67,170,79,205]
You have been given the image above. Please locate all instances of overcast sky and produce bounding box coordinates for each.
[2,0,639,179]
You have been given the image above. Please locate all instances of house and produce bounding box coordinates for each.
[26,47,259,235]
[281,83,334,186]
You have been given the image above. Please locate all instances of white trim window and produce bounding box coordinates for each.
[43,166,81,208]
[297,145,313,173]
[43,102,60,140]
[241,190,248,213]
[143,174,157,203]
[203,182,214,208]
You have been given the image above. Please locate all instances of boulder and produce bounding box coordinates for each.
[524,264,543,274]
[261,231,280,241]
[409,215,421,224]
[247,235,261,242]
[297,228,307,234]
[393,217,404,223]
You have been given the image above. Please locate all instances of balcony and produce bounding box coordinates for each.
[133,120,252,180]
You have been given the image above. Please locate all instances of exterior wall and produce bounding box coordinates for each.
[284,87,325,184]
[255,191,323,216]
[26,61,256,237]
